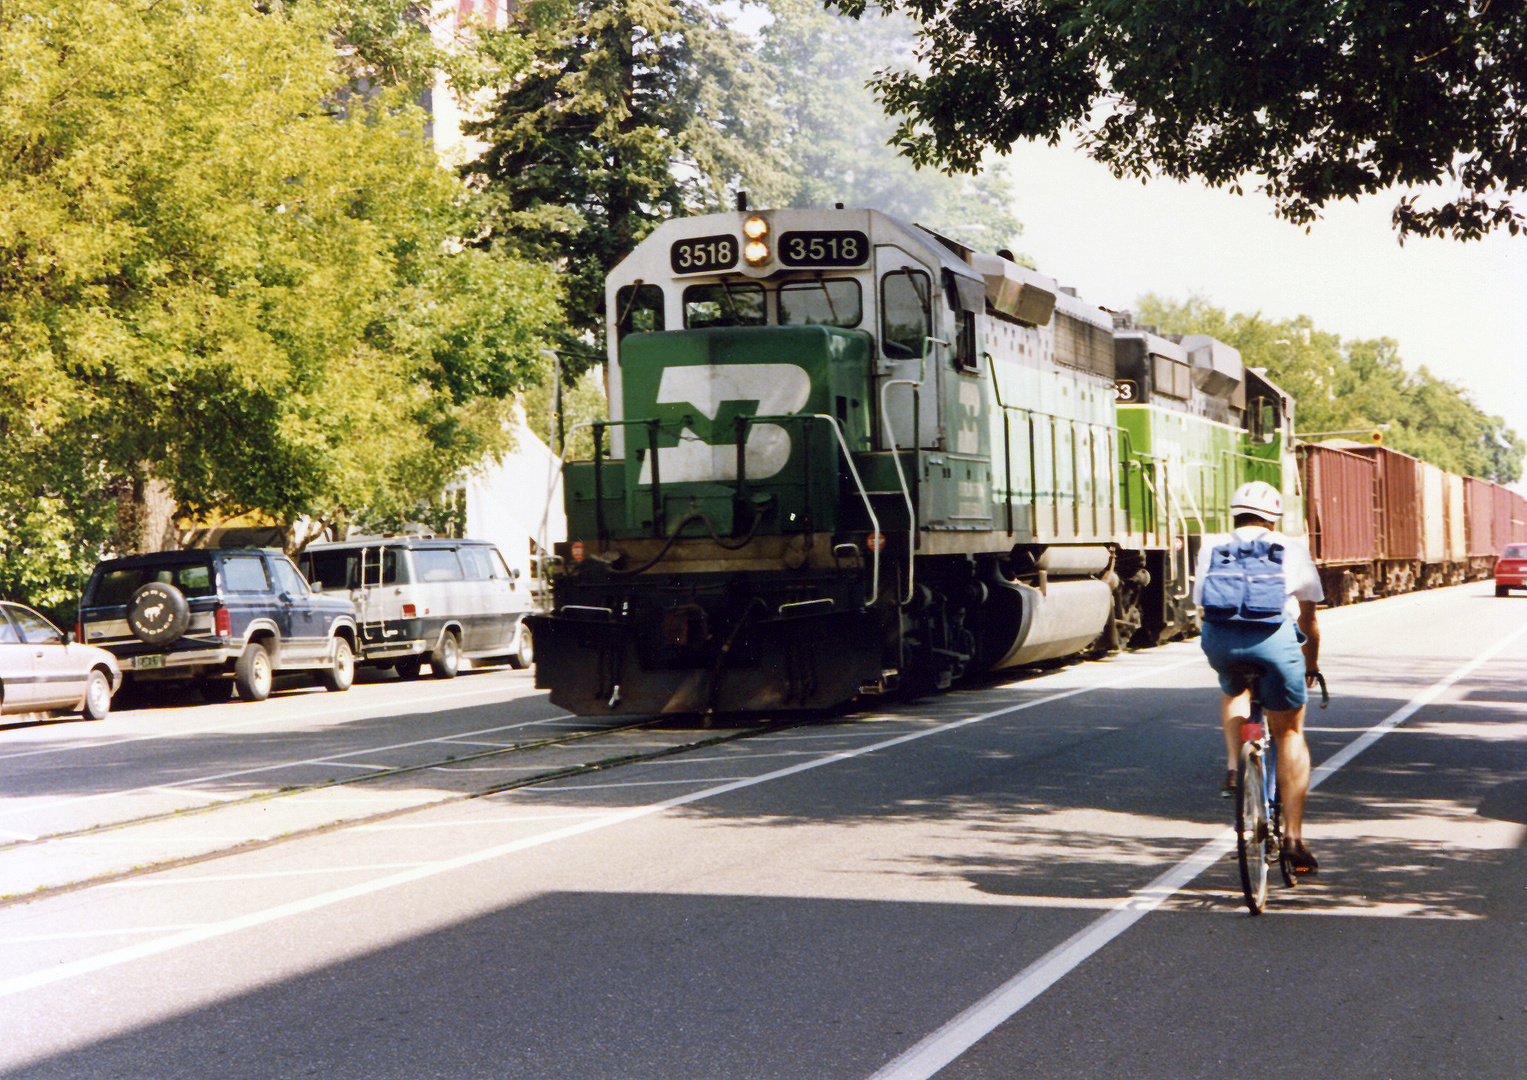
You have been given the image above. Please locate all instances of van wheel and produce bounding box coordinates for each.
[394,657,423,680]
[430,632,460,679]
[235,642,273,701]
[509,625,534,670]
[320,637,355,692]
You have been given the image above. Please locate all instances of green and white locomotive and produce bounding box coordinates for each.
[528,204,1295,716]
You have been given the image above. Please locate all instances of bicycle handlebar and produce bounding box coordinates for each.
[1307,670,1329,709]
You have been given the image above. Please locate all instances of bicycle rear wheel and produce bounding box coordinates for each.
[1237,743,1270,914]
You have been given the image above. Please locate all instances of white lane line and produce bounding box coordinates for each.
[353,811,605,831]
[864,618,1527,1080]
[0,654,1201,999]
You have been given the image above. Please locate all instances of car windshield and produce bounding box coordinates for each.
[91,560,216,606]
[1505,545,1527,560]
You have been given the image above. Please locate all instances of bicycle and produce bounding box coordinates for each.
[1230,662,1328,914]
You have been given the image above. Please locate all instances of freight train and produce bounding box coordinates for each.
[525,204,1526,717]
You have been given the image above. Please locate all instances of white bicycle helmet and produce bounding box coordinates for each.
[1230,480,1283,520]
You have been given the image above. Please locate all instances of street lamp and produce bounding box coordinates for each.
[542,348,563,455]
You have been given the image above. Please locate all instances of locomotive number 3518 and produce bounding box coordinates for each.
[780,230,868,267]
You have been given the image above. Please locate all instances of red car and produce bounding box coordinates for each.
[1496,544,1527,596]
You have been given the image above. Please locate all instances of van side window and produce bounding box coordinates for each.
[413,549,464,582]
[458,547,494,581]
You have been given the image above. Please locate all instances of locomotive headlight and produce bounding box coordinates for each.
[743,215,770,264]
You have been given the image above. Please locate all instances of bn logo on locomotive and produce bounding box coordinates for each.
[637,364,813,485]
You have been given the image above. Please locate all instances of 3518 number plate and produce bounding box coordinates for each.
[670,234,738,274]
[779,230,868,267]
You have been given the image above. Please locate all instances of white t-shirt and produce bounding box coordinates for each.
[1192,526,1324,619]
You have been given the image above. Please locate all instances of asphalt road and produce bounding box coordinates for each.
[1,583,1523,1079]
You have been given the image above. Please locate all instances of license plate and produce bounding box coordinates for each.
[135,655,164,670]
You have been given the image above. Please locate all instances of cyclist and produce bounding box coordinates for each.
[1193,480,1324,875]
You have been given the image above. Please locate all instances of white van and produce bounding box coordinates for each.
[299,537,532,678]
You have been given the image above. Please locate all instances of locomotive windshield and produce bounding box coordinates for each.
[683,281,766,328]
[778,279,861,328]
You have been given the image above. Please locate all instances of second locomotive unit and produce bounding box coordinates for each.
[528,204,1293,716]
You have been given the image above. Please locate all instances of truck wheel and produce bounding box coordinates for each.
[235,642,273,701]
[429,632,460,679]
[320,637,355,692]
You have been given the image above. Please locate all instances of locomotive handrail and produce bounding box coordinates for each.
[879,378,921,604]
[587,417,670,539]
[738,412,882,605]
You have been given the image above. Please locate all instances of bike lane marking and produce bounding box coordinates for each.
[0,652,1200,999]
[865,616,1527,1080]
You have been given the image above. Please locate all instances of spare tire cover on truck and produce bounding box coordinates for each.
[127,582,191,645]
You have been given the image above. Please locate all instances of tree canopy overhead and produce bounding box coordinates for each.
[829,0,1527,241]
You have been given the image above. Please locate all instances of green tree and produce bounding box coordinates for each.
[758,0,1020,254]
[0,0,559,610]
[829,1,1527,240]
[462,0,792,372]
[1135,296,1524,483]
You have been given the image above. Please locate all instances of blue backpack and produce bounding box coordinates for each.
[1201,536,1288,625]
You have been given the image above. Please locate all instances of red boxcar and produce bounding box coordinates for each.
[1464,477,1497,556]
[1299,444,1377,602]
[1350,445,1424,591]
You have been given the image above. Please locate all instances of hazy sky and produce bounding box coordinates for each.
[1000,139,1526,485]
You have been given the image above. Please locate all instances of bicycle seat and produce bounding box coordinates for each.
[1223,660,1268,697]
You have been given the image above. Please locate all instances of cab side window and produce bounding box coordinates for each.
[616,284,665,339]
[458,546,496,581]
[270,556,310,597]
[881,269,931,360]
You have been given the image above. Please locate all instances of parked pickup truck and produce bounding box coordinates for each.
[77,549,359,702]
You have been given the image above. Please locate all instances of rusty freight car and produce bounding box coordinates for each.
[1299,442,1379,604]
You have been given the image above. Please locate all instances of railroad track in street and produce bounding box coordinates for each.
[0,706,810,906]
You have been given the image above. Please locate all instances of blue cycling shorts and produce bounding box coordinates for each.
[1200,619,1309,711]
